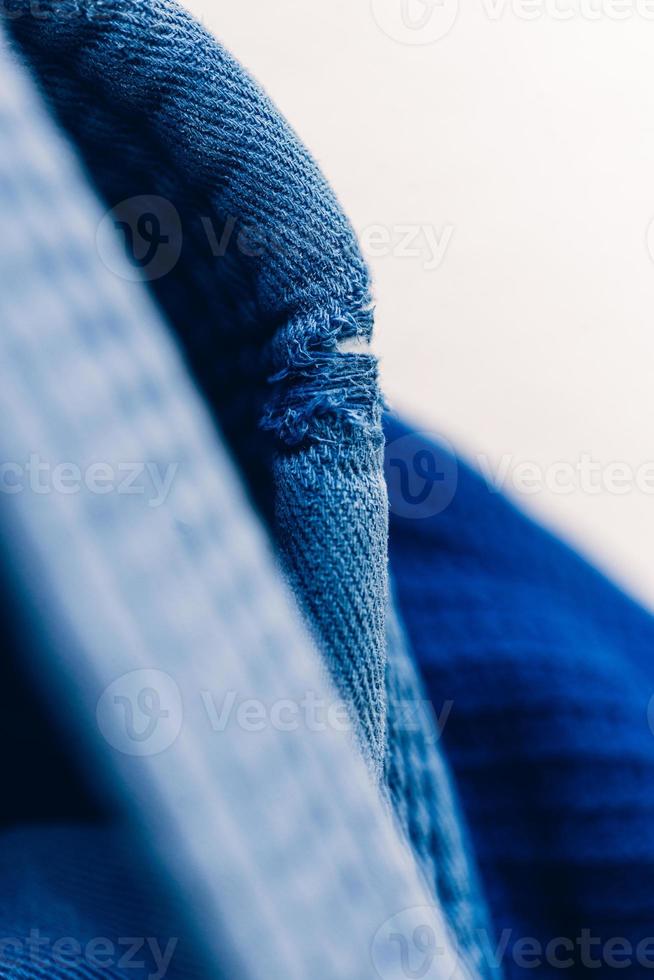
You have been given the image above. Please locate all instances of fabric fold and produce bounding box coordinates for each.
[4,4,499,976]
[0,37,468,980]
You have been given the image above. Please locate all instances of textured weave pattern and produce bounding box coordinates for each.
[0,42,467,980]
[0,826,207,979]
[384,602,496,977]
[386,416,654,978]
[5,3,497,975]
[8,0,387,779]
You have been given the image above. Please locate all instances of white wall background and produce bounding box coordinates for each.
[182,0,654,610]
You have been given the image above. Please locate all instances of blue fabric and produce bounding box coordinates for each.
[7,0,388,768]
[0,827,206,979]
[4,3,498,976]
[0,38,470,980]
[8,0,654,976]
[386,416,654,977]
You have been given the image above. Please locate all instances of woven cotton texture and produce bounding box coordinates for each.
[8,0,388,781]
[5,3,498,975]
[0,39,468,980]
[386,416,654,979]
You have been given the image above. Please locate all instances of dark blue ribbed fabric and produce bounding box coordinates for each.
[386,415,654,978]
[0,826,210,978]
